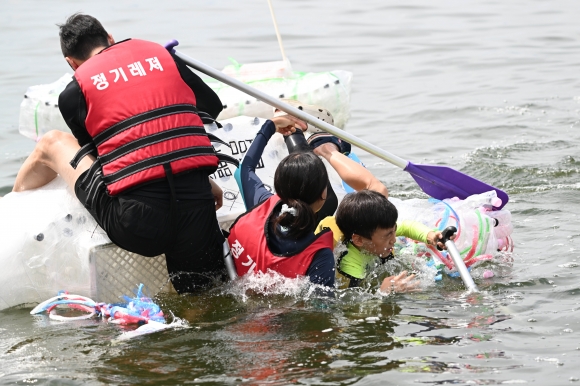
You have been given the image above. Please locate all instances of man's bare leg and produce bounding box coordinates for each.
[13,130,95,193]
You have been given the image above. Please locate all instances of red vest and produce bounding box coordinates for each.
[74,39,218,195]
[227,195,334,278]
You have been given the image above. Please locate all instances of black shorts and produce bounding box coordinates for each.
[75,170,226,294]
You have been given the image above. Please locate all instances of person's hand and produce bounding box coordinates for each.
[209,177,223,211]
[312,142,340,158]
[426,231,456,250]
[271,115,307,136]
[379,270,421,294]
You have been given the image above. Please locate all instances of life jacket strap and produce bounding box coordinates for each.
[216,153,240,168]
[78,159,105,208]
[102,146,216,185]
[207,133,229,148]
[99,126,209,166]
[336,250,363,288]
[198,111,223,128]
[93,104,198,147]
[70,142,98,169]
[163,163,178,244]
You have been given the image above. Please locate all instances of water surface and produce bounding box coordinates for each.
[1,0,580,384]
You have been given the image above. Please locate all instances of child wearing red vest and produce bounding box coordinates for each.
[228,116,336,287]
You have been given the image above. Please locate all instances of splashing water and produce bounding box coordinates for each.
[221,269,324,302]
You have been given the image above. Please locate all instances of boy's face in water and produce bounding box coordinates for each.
[358,224,397,258]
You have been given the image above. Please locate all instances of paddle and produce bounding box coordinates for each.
[165,40,509,208]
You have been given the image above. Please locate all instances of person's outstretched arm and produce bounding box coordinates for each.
[314,143,389,198]
[397,220,450,250]
[239,116,307,208]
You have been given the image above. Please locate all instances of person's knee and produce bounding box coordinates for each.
[39,130,66,148]
[36,130,72,160]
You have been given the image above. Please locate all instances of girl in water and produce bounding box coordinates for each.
[226,115,336,288]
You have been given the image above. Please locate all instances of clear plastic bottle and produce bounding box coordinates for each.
[462,190,502,209]
[18,74,72,141]
[485,209,514,239]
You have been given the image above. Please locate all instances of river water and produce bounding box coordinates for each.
[1,0,580,384]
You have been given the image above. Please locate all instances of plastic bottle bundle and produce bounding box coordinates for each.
[433,191,514,258]
[107,284,165,325]
[484,209,514,252]
[207,61,353,129]
[30,284,165,325]
[19,64,353,142]
[221,58,293,82]
[449,205,497,257]
[0,176,109,310]
[445,191,515,254]
[19,73,72,140]
[392,191,514,274]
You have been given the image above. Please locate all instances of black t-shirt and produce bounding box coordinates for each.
[59,48,223,201]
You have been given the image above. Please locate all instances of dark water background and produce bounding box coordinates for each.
[1,0,580,384]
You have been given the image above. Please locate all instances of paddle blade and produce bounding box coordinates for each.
[404,162,509,209]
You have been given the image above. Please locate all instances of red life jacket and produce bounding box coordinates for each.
[73,39,218,196]
[227,195,334,278]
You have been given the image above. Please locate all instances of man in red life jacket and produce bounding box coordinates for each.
[12,13,228,293]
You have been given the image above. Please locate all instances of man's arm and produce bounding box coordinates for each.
[171,53,223,119]
[58,79,92,147]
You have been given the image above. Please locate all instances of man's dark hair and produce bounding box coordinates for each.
[335,190,398,243]
[272,152,328,239]
[58,13,110,60]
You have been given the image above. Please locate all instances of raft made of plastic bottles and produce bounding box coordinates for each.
[18,59,352,141]
[391,190,515,277]
[0,116,349,311]
[6,120,512,311]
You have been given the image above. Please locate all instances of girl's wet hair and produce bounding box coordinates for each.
[58,13,110,60]
[335,190,398,243]
[272,152,328,239]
